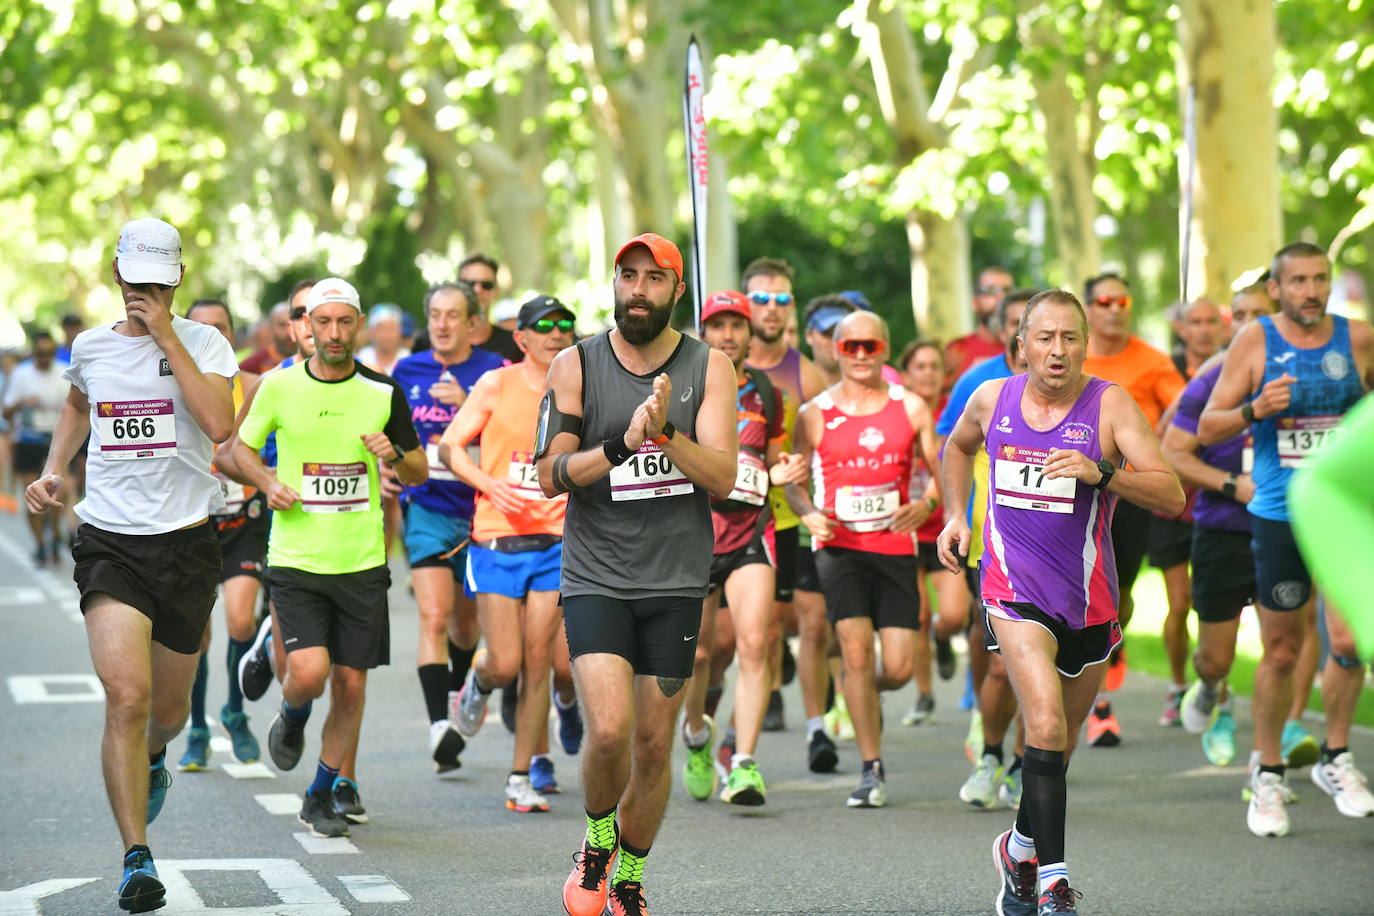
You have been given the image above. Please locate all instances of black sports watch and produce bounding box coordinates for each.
[386,441,406,465]
[652,420,676,445]
[1093,458,1116,491]
[1221,473,1238,499]
[1241,404,1256,424]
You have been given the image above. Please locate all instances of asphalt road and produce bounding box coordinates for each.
[1,511,1371,915]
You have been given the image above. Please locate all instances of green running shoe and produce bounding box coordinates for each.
[220,704,260,764]
[720,760,766,806]
[177,727,211,772]
[682,714,718,801]
[1282,719,1320,768]
[1202,710,1237,767]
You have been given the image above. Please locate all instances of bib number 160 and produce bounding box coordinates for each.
[627,452,673,478]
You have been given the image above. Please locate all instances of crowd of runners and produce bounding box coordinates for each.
[7,217,1372,915]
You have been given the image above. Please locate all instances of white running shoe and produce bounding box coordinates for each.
[959,753,1004,809]
[504,774,549,813]
[429,719,464,773]
[1247,771,1291,837]
[1179,679,1219,735]
[1311,751,1374,818]
[453,667,490,738]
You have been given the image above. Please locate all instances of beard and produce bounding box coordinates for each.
[614,293,674,345]
[1284,298,1325,327]
[753,325,783,345]
[317,341,356,367]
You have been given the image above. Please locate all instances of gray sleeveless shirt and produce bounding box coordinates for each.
[561,330,713,599]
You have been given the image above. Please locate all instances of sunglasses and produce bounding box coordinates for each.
[1091,295,1132,310]
[977,284,1011,296]
[836,337,888,358]
[747,291,794,307]
[464,279,497,291]
[527,318,574,333]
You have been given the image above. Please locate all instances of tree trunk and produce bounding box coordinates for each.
[1177,0,1281,304]
[908,210,970,342]
[1031,60,1101,290]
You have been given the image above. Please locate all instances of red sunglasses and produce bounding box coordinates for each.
[836,338,888,358]
[1091,295,1132,310]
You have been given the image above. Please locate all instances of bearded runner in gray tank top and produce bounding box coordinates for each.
[538,234,739,916]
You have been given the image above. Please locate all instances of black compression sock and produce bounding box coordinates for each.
[1020,746,1066,866]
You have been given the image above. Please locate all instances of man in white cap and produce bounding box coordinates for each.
[231,278,426,838]
[25,218,238,913]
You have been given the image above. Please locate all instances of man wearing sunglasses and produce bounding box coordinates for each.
[945,266,1015,390]
[1080,271,1186,748]
[441,294,582,816]
[786,310,941,809]
[459,253,523,363]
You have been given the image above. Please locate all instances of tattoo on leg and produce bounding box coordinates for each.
[656,676,686,698]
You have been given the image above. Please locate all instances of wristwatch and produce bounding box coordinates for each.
[1221,473,1238,499]
[1240,404,1256,424]
[386,441,406,465]
[651,420,676,446]
[1093,458,1116,491]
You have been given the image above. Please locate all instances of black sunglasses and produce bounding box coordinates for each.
[465,279,497,291]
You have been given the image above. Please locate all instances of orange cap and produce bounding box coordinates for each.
[614,233,683,282]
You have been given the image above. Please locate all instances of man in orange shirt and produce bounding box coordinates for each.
[1080,272,1186,747]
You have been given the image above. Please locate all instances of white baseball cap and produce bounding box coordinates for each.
[306,278,362,314]
[116,218,182,286]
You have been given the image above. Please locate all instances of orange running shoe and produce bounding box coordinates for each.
[605,880,650,916]
[562,840,615,916]
[1103,644,1127,693]
[1087,700,1121,747]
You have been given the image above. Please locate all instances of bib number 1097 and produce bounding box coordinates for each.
[301,462,370,514]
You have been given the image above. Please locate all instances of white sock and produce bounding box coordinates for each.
[531,753,550,766]
[1007,827,1036,862]
[1169,682,1186,694]
[730,753,755,770]
[684,721,711,748]
[553,690,576,710]
[806,716,824,739]
[1038,862,1068,894]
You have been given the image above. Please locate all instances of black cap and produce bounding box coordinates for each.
[517,295,574,330]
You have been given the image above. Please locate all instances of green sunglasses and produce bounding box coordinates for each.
[529,318,574,333]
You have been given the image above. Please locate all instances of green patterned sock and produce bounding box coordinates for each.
[613,839,649,885]
[584,807,617,851]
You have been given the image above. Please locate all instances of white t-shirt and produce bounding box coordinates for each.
[2,361,68,440]
[357,345,411,376]
[64,315,239,534]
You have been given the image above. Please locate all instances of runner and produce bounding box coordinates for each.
[1161,280,1277,766]
[945,265,1015,389]
[25,217,237,913]
[4,330,68,565]
[441,293,581,812]
[679,290,801,807]
[787,310,941,809]
[232,277,426,838]
[176,298,266,770]
[541,233,737,916]
[1199,241,1374,835]
[938,288,1183,916]
[357,303,411,375]
[458,253,523,362]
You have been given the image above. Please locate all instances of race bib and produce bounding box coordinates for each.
[609,444,693,502]
[214,471,246,513]
[1276,415,1338,468]
[835,483,899,532]
[1241,434,1253,475]
[301,461,370,513]
[96,400,176,460]
[506,450,549,500]
[423,438,481,483]
[993,445,1076,514]
[726,452,768,506]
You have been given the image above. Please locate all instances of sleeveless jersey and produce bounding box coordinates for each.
[1250,314,1364,522]
[981,374,1118,628]
[748,346,802,530]
[811,384,915,556]
[471,364,567,540]
[712,371,785,554]
[561,332,713,599]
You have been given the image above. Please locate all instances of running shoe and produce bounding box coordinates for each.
[808,729,839,773]
[715,731,735,785]
[1242,753,1299,804]
[1281,719,1320,768]
[331,777,368,824]
[563,838,616,916]
[1158,686,1184,727]
[238,616,274,702]
[960,666,976,710]
[500,684,518,733]
[781,641,797,686]
[902,693,935,726]
[935,636,956,681]
[532,756,560,794]
[720,760,766,806]
[847,762,886,808]
[1180,679,1220,735]
[1202,710,1237,767]
[220,705,260,764]
[429,719,464,773]
[965,709,984,763]
[118,846,164,914]
[146,755,171,824]
[505,773,550,813]
[1247,770,1290,837]
[554,688,583,755]
[826,693,856,741]
[1311,751,1374,818]
[999,765,1024,809]
[1037,879,1082,915]
[683,715,718,801]
[299,787,349,838]
[1104,642,1126,692]
[267,709,306,771]
[454,664,490,738]
[960,753,1004,809]
[1086,700,1121,748]
[763,689,785,732]
[605,880,649,916]
[177,727,211,772]
[991,829,1038,916]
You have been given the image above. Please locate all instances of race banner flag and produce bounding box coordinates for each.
[683,34,708,330]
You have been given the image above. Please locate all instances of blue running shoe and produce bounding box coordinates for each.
[176,728,210,772]
[1282,719,1320,768]
[992,830,1037,916]
[220,704,260,763]
[531,756,560,794]
[1202,710,1237,767]
[147,754,171,824]
[555,691,583,755]
[119,846,165,913]
[960,666,976,711]
[1037,879,1081,915]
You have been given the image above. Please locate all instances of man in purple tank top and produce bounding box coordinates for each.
[939,290,1183,916]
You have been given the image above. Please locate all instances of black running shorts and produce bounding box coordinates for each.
[1111,499,1151,596]
[267,565,392,669]
[709,535,773,594]
[213,493,269,583]
[984,600,1123,678]
[772,525,798,602]
[815,546,919,631]
[1147,514,1192,570]
[13,438,50,475]
[72,522,221,655]
[795,541,822,593]
[562,594,702,679]
[1191,526,1255,623]
[1250,515,1312,612]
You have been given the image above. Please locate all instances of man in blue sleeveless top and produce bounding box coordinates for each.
[1200,241,1374,837]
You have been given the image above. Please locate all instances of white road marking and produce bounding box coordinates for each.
[337,875,411,903]
[0,878,98,915]
[210,736,233,754]
[223,762,277,780]
[158,857,347,914]
[292,833,359,855]
[255,793,303,815]
[0,587,45,605]
[7,674,104,704]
